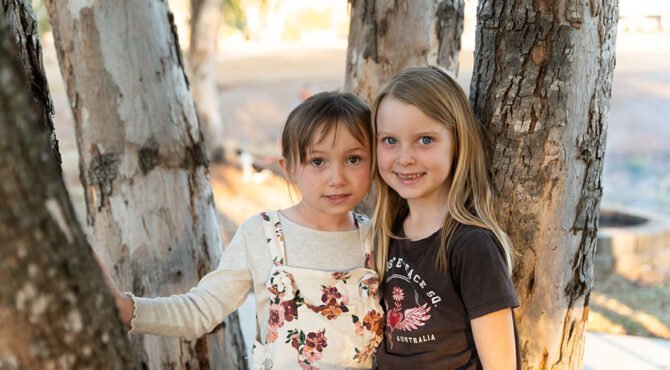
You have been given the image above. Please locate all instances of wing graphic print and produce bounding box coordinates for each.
[396,302,432,331]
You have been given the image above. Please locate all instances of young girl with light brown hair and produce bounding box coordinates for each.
[371,66,519,370]
[95,91,385,369]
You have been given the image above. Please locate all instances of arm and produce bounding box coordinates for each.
[91,218,256,339]
[90,247,135,327]
[471,308,516,370]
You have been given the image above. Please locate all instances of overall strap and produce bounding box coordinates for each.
[260,211,287,266]
[353,212,374,269]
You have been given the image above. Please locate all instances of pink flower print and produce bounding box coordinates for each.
[392,286,405,303]
[302,331,327,362]
[354,320,364,336]
[268,303,285,331]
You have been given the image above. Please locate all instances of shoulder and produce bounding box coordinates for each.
[449,224,504,258]
[234,211,281,241]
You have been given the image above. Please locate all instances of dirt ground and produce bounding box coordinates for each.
[42,30,670,339]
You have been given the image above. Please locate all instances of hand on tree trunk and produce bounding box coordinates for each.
[90,247,135,327]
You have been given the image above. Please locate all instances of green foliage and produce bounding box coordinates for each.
[222,0,246,32]
[31,0,50,35]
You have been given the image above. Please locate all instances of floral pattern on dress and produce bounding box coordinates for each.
[358,273,379,299]
[331,272,351,283]
[306,286,350,320]
[352,309,385,362]
[267,270,304,343]
[286,329,328,369]
[364,253,374,269]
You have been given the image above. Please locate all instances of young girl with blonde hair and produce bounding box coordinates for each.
[371,66,519,369]
[95,91,385,369]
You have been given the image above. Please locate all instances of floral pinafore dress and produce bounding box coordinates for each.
[253,211,385,370]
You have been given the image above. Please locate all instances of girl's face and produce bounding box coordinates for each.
[286,125,371,218]
[376,96,456,205]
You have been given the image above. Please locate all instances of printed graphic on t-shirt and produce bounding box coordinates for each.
[384,256,443,349]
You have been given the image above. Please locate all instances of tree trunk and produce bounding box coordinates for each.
[189,0,225,162]
[345,0,464,103]
[469,1,619,368]
[0,5,138,368]
[2,0,60,165]
[44,1,247,369]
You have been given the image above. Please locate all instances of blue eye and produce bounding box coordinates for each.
[311,158,324,167]
[419,137,433,145]
[383,137,397,145]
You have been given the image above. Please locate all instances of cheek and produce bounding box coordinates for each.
[376,148,394,170]
[353,165,372,189]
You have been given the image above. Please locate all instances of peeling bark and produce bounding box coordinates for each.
[44,1,246,368]
[469,0,619,368]
[0,5,138,368]
[345,0,464,104]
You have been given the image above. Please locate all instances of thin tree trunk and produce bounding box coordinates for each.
[0,5,138,368]
[189,0,225,162]
[469,1,619,368]
[44,1,246,368]
[345,0,464,104]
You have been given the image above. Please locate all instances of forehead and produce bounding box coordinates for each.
[309,123,369,152]
[376,97,446,134]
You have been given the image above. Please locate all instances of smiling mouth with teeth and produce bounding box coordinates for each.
[396,172,425,179]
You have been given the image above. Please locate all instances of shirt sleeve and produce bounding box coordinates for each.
[450,228,519,320]
[128,222,253,340]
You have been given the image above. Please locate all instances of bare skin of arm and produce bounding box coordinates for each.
[471,308,516,370]
[91,247,135,327]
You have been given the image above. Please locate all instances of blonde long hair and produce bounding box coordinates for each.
[371,66,513,279]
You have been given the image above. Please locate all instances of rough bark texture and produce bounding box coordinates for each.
[2,0,60,165]
[469,1,619,368]
[43,1,247,369]
[0,5,138,369]
[345,0,464,104]
[189,0,225,162]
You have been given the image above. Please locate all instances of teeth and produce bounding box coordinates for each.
[327,195,347,199]
[397,173,423,179]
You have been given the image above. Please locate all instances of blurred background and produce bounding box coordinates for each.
[30,0,670,368]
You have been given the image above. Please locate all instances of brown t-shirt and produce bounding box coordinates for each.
[375,217,520,370]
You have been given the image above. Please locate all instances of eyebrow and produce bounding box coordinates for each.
[376,130,443,137]
[309,146,367,155]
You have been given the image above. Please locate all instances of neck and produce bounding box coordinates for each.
[404,185,450,240]
[282,203,355,231]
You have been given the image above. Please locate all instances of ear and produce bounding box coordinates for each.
[278,157,292,182]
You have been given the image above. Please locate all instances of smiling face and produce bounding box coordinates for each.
[376,96,456,206]
[286,124,371,219]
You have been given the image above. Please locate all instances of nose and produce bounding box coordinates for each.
[397,145,415,166]
[328,163,346,187]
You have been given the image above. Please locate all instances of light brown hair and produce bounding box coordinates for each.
[370,66,513,279]
[281,91,372,182]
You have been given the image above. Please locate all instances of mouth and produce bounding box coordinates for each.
[323,193,352,205]
[394,172,426,185]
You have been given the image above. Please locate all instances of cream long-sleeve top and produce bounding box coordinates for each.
[128,211,368,342]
